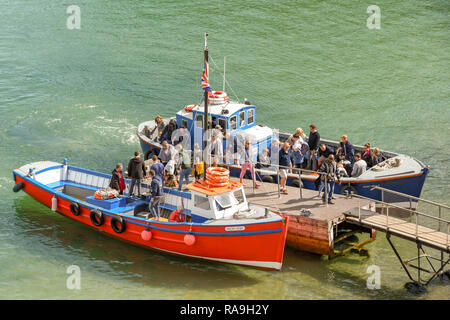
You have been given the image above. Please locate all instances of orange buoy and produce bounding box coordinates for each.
[141,229,152,241]
[184,234,196,246]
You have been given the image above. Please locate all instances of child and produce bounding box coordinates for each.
[337,162,349,178]
[164,160,178,188]
[192,156,204,181]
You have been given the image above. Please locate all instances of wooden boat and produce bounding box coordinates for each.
[12,161,289,270]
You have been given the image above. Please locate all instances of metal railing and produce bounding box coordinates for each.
[145,146,334,207]
[347,186,450,251]
[223,159,332,206]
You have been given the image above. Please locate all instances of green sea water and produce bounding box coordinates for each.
[0,0,449,299]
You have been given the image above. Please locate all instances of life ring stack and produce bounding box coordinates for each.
[208,91,228,105]
[205,167,230,188]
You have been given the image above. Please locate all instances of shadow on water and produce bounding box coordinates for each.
[282,246,422,299]
[11,196,259,290]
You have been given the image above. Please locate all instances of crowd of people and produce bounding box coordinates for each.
[136,116,386,204]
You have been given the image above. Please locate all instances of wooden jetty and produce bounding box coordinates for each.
[233,179,449,292]
[343,186,449,291]
[234,177,374,258]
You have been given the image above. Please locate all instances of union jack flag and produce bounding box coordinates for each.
[201,60,212,92]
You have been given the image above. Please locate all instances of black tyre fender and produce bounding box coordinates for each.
[111,215,126,234]
[339,185,358,196]
[134,203,150,216]
[70,202,81,216]
[290,178,302,188]
[261,175,274,184]
[90,209,104,227]
[13,182,24,193]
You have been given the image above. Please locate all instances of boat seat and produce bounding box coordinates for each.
[150,217,168,222]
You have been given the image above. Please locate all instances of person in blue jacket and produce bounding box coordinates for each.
[150,155,164,181]
[317,144,335,168]
[148,169,163,220]
[336,135,355,163]
[279,142,292,194]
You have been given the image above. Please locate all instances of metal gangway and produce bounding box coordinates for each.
[344,186,449,293]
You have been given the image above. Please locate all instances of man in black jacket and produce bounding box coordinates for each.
[127,151,146,198]
[306,124,320,170]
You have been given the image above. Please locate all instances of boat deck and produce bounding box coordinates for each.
[234,177,370,223]
[232,177,373,256]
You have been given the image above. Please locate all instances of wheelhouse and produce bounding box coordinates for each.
[175,97,273,162]
[184,180,248,222]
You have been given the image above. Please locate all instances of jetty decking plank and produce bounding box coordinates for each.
[234,177,369,222]
[346,214,450,251]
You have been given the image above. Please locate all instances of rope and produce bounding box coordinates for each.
[209,55,241,103]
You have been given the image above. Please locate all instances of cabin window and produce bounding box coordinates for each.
[247,109,254,125]
[239,111,245,127]
[181,119,188,129]
[230,116,237,131]
[218,119,227,135]
[234,189,245,204]
[216,194,238,209]
[194,195,210,210]
[195,114,203,128]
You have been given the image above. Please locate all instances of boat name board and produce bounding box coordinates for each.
[225,226,246,231]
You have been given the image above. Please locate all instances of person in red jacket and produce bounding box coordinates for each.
[169,206,185,223]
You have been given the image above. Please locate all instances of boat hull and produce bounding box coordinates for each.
[13,169,289,271]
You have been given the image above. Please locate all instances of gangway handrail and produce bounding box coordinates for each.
[350,193,450,225]
[369,185,450,210]
[347,193,449,249]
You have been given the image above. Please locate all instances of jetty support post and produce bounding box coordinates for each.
[252,165,256,194]
[386,232,414,282]
[298,170,303,199]
[277,168,280,198]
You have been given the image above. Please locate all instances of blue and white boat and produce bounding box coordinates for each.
[137,101,429,204]
[137,43,429,204]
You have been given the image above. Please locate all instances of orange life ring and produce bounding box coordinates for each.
[206,167,229,176]
[205,167,230,187]
[184,104,198,112]
[208,91,228,101]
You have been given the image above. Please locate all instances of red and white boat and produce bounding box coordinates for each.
[12,161,288,270]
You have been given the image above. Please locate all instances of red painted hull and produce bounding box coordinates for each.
[13,174,288,270]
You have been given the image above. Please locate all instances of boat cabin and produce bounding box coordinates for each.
[175,93,274,162]
[185,180,249,223]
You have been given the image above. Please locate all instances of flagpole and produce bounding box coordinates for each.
[203,32,209,180]
[223,56,226,92]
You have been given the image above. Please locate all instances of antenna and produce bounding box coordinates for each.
[223,56,226,92]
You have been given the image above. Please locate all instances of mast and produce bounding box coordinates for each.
[223,56,226,92]
[203,33,209,179]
